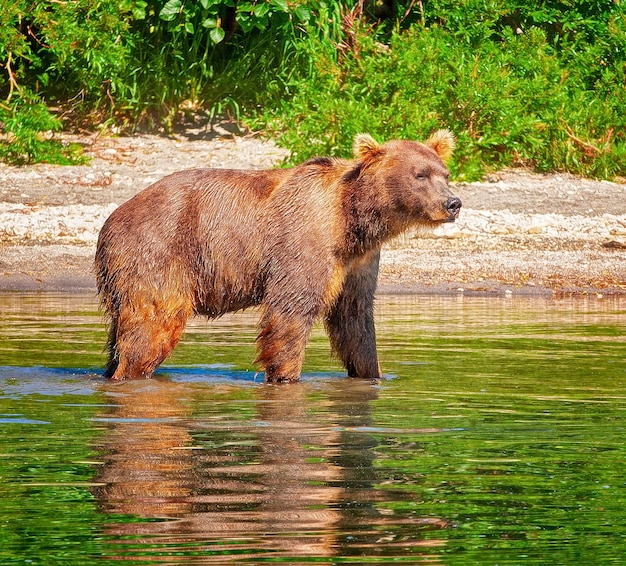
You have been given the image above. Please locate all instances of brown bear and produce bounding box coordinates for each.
[95,131,461,382]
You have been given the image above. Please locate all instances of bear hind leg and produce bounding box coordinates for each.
[107,299,192,380]
[104,317,120,378]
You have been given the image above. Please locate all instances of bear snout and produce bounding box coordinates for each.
[444,197,462,221]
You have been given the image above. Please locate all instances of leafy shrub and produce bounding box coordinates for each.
[254,2,626,180]
[0,91,85,165]
[0,0,624,179]
[0,0,133,163]
[127,0,371,135]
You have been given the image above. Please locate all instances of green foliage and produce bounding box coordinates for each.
[120,0,315,127]
[0,91,86,165]
[0,0,133,164]
[255,1,626,180]
[0,0,624,178]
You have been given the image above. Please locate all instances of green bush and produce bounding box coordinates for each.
[0,0,624,179]
[0,91,82,165]
[0,0,133,163]
[255,2,626,180]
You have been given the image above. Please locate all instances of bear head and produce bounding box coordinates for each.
[353,130,461,227]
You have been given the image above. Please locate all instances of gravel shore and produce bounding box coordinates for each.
[1,131,625,296]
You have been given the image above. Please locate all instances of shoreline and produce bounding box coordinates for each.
[1,131,625,298]
[0,242,623,297]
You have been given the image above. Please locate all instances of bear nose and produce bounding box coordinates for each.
[444,197,462,217]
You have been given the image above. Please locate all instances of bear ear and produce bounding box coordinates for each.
[425,129,456,163]
[353,133,382,160]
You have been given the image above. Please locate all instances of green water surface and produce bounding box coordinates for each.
[0,292,625,564]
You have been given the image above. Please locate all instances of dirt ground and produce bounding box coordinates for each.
[1,128,625,296]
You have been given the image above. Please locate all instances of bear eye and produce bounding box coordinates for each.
[414,171,428,181]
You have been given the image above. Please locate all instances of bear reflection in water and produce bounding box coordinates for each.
[95,132,460,382]
[94,376,449,560]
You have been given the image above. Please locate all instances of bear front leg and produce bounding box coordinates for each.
[325,251,382,379]
[256,308,315,383]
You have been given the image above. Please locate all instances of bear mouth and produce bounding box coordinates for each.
[423,213,458,225]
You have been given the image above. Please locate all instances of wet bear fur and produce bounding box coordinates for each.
[95,131,460,382]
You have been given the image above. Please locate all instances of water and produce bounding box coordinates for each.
[1,292,625,564]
